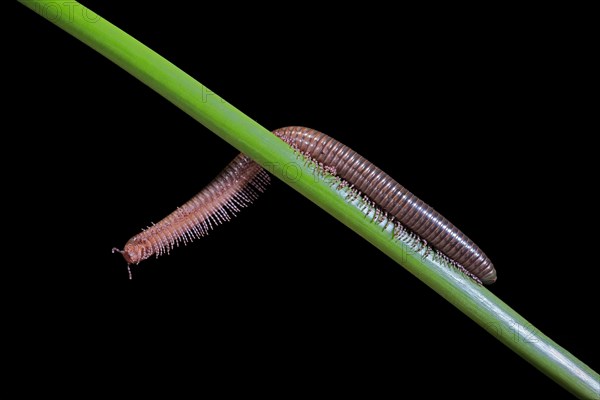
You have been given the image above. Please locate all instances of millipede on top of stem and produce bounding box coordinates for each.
[113,126,496,285]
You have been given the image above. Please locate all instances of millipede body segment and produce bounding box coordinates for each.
[112,154,269,265]
[114,126,496,285]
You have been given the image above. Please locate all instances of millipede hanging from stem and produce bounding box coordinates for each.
[113,126,497,285]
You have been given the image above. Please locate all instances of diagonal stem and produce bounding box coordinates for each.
[18,1,600,398]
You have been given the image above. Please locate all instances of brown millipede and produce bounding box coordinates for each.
[112,153,270,273]
[114,126,496,284]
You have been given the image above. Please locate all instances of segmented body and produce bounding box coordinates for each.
[273,127,496,284]
[115,126,496,285]
[113,154,269,265]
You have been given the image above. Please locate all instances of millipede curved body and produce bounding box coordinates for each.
[115,126,496,285]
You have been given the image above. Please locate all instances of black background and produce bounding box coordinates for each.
[13,1,597,398]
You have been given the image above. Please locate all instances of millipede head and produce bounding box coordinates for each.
[112,244,143,265]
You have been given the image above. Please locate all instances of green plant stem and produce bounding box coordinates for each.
[19,1,599,398]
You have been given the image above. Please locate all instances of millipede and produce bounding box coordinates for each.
[113,126,497,284]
